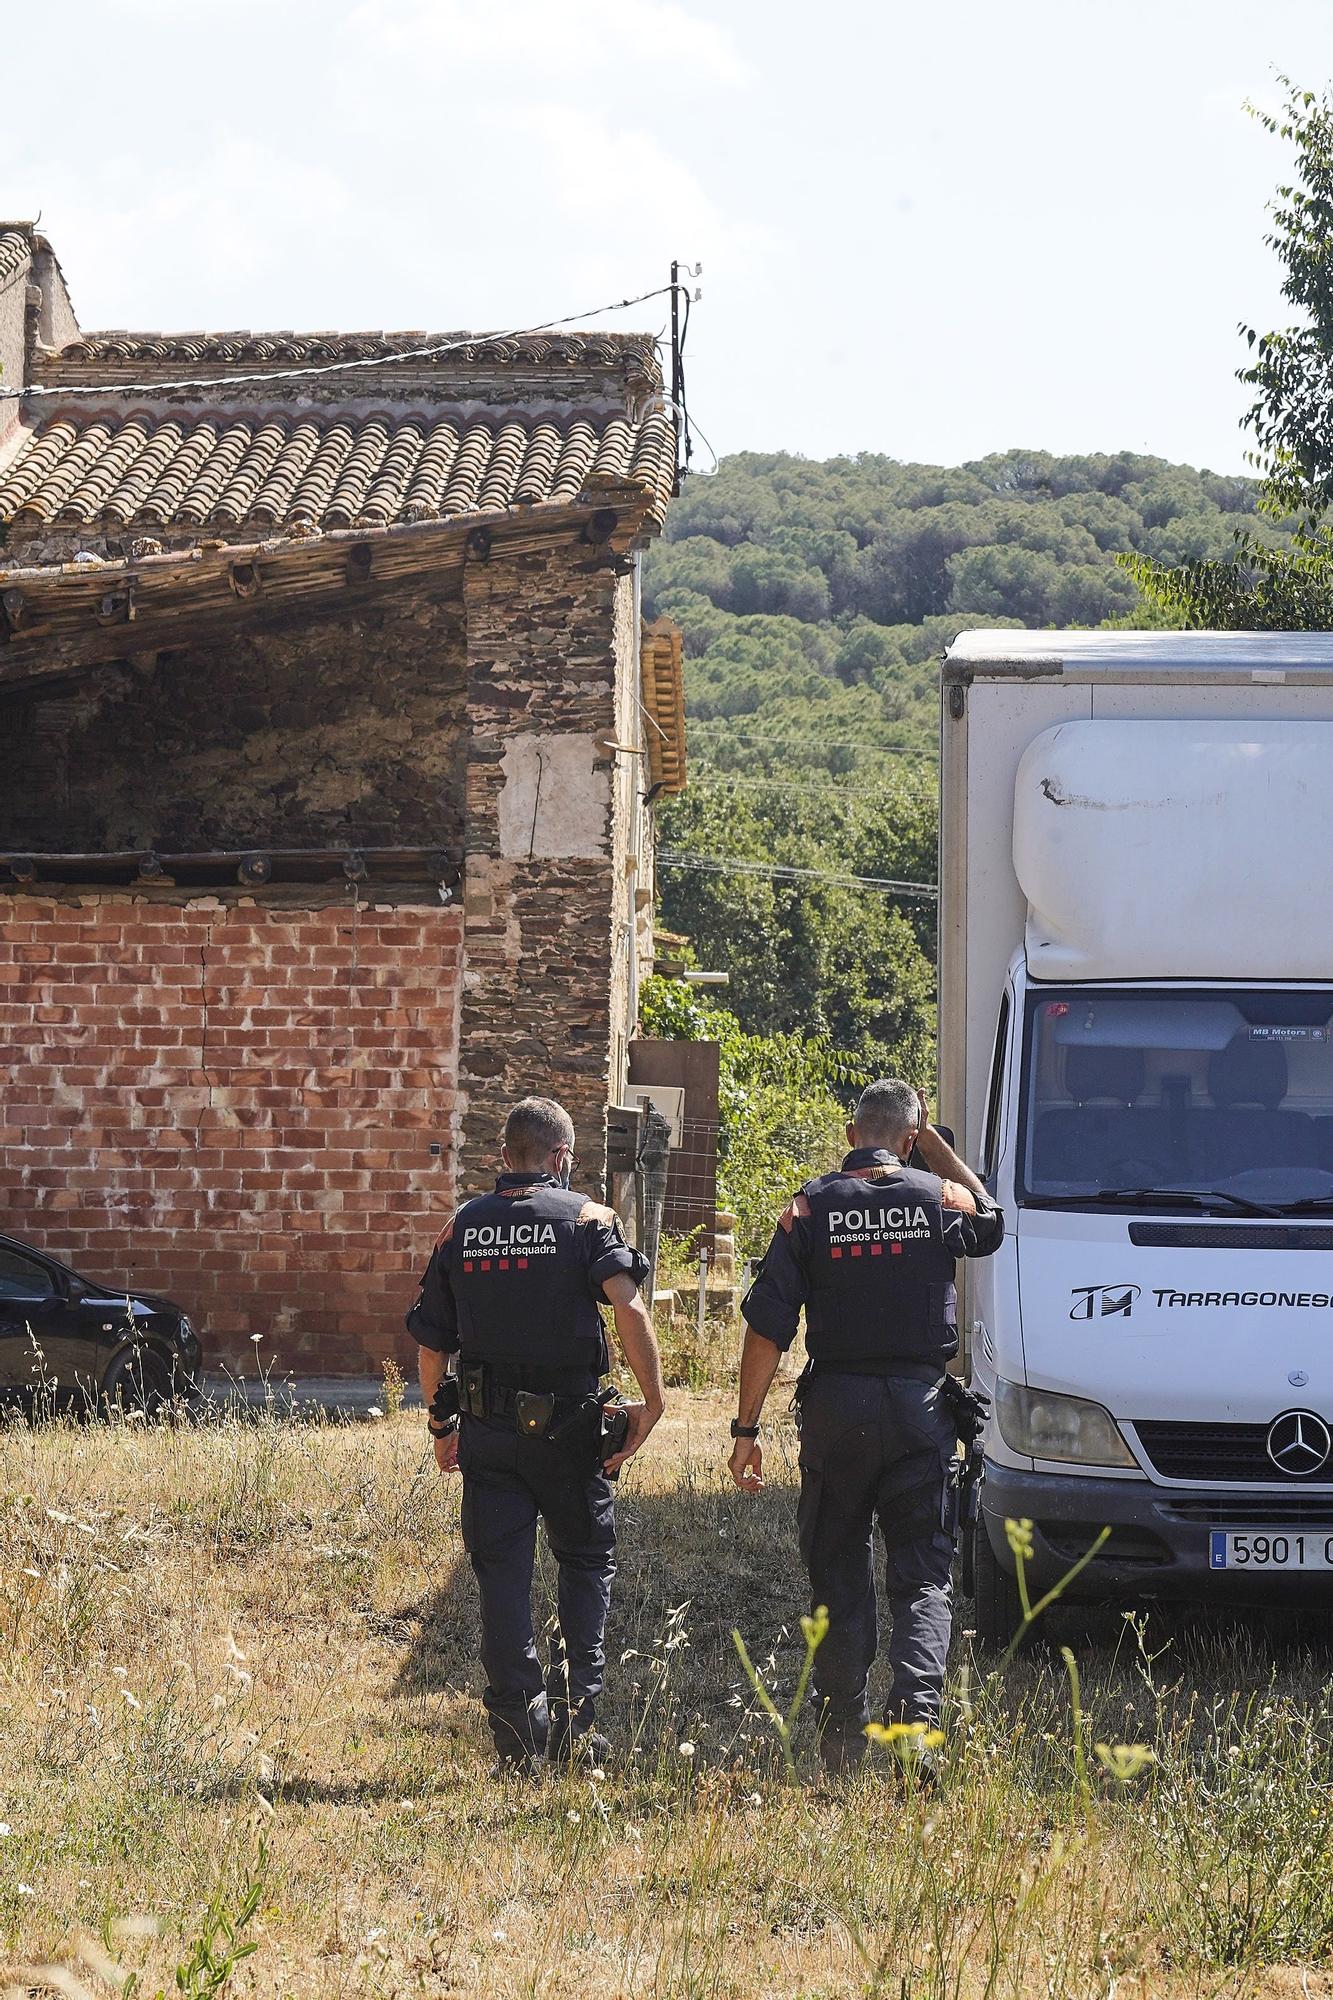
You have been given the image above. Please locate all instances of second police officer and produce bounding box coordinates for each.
[729,1078,1004,1774]
[408,1096,666,1776]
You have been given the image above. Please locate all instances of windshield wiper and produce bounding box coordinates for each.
[1273,1195,1333,1215]
[1024,1186,1281,1217]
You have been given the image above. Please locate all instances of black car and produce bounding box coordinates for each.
[0,1234,202,1414]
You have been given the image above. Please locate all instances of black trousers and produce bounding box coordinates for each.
[457,1411,616,1761]
[797,1371,957,1765]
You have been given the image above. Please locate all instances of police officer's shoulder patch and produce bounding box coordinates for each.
[444,1192,490,1240]
[778,1191,812,1234]
[940,1179,977,1216]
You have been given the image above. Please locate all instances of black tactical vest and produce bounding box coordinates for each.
[444,1175,614,1391]
[799,1160,960,1369]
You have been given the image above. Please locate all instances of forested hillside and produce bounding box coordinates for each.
[642,448,1273,1102]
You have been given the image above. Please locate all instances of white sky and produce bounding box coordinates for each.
[2,0,1328,474]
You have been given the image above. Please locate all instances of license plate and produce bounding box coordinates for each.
[1209,1530,1333,1570]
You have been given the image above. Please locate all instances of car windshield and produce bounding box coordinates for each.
[1019,988,1333,1209]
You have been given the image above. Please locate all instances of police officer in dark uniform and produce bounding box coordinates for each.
[409,1096,666,1775]
[729,1079,1003,1773]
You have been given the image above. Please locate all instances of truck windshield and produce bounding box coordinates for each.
[1018,989,1333,1209]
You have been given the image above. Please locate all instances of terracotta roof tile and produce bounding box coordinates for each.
[402,420,463,522]
[513,421,563,505]
[33,329,664,417]
[289,420,355,525]
[356,421,423,525]
[249,418,324,526]
[142,419,220,523]
[103,418,185,523]
[34,419,117,520]
[176,420,251,524]
[0,416,77,510]
[0,407,676,542]
[551,420,600,502]
[50,327,659,375]
[0,231,31,287]
[325,417,389,526]
[212,417,290,525]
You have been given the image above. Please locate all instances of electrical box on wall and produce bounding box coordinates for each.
[627,1084,685,1148]
[605,1103,644,1175]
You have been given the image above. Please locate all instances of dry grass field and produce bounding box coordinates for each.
[3,1379,1333,1999]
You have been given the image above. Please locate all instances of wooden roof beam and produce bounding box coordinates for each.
[0,493,651,688]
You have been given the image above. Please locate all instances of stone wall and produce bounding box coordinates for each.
[608,565,645,1101]
[456,545,624,1189]
[0,539,649,1367]
[0,241,29,463]
[0,593,468,853]
[0,895,461,1374]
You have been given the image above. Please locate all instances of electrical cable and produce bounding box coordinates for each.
[657,851,937,899]
[674,397,719,475]
[675,281,692,472]
[0,281,693,404]
[690,771,905,798]
[693,724,936,757]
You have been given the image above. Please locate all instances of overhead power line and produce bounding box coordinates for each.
[691,771,905,798]
[657,851,938,900]
[693,725,938,760]
[0,282,689,403]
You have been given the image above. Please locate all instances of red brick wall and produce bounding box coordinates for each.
[0,896,461,1377]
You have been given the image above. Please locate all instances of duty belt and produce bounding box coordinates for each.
[459,1361,601,1438]
[807,1357,944,1386]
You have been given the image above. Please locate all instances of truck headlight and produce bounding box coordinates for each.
[995,1379,1136,1468]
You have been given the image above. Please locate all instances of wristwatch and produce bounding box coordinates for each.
[730,1420,760,1440]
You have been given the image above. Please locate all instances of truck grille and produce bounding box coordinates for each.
[1043,1522,1171,1566]
[1128,1223,1333,1250]
[1162,1497,1333,1527]
[1135,1420,1333,1483]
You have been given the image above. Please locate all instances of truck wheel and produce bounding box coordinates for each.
[970,1515,1025,1652]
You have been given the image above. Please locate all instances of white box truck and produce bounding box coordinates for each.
[940,630,1333,1643]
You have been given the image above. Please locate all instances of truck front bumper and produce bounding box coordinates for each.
[981,1460,1333,1605]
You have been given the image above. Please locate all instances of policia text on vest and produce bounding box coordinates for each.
[408,1096,667,1774]
[731,1079,1004,1774]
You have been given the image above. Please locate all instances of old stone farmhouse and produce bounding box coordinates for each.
[0,225,685,1375]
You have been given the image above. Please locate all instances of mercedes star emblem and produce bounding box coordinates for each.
[1265,1409,1333,1478]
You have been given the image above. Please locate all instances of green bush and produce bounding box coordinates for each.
[640,976,856,1255]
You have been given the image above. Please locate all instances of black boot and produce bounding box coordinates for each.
[490,1748,546,1782]
[547,1699,610,1769]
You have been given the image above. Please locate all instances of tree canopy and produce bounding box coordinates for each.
[648,448,1273,773]
[1128,78,1333,626]
[642,444,1264,1110]
[637,79,1329,1239]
